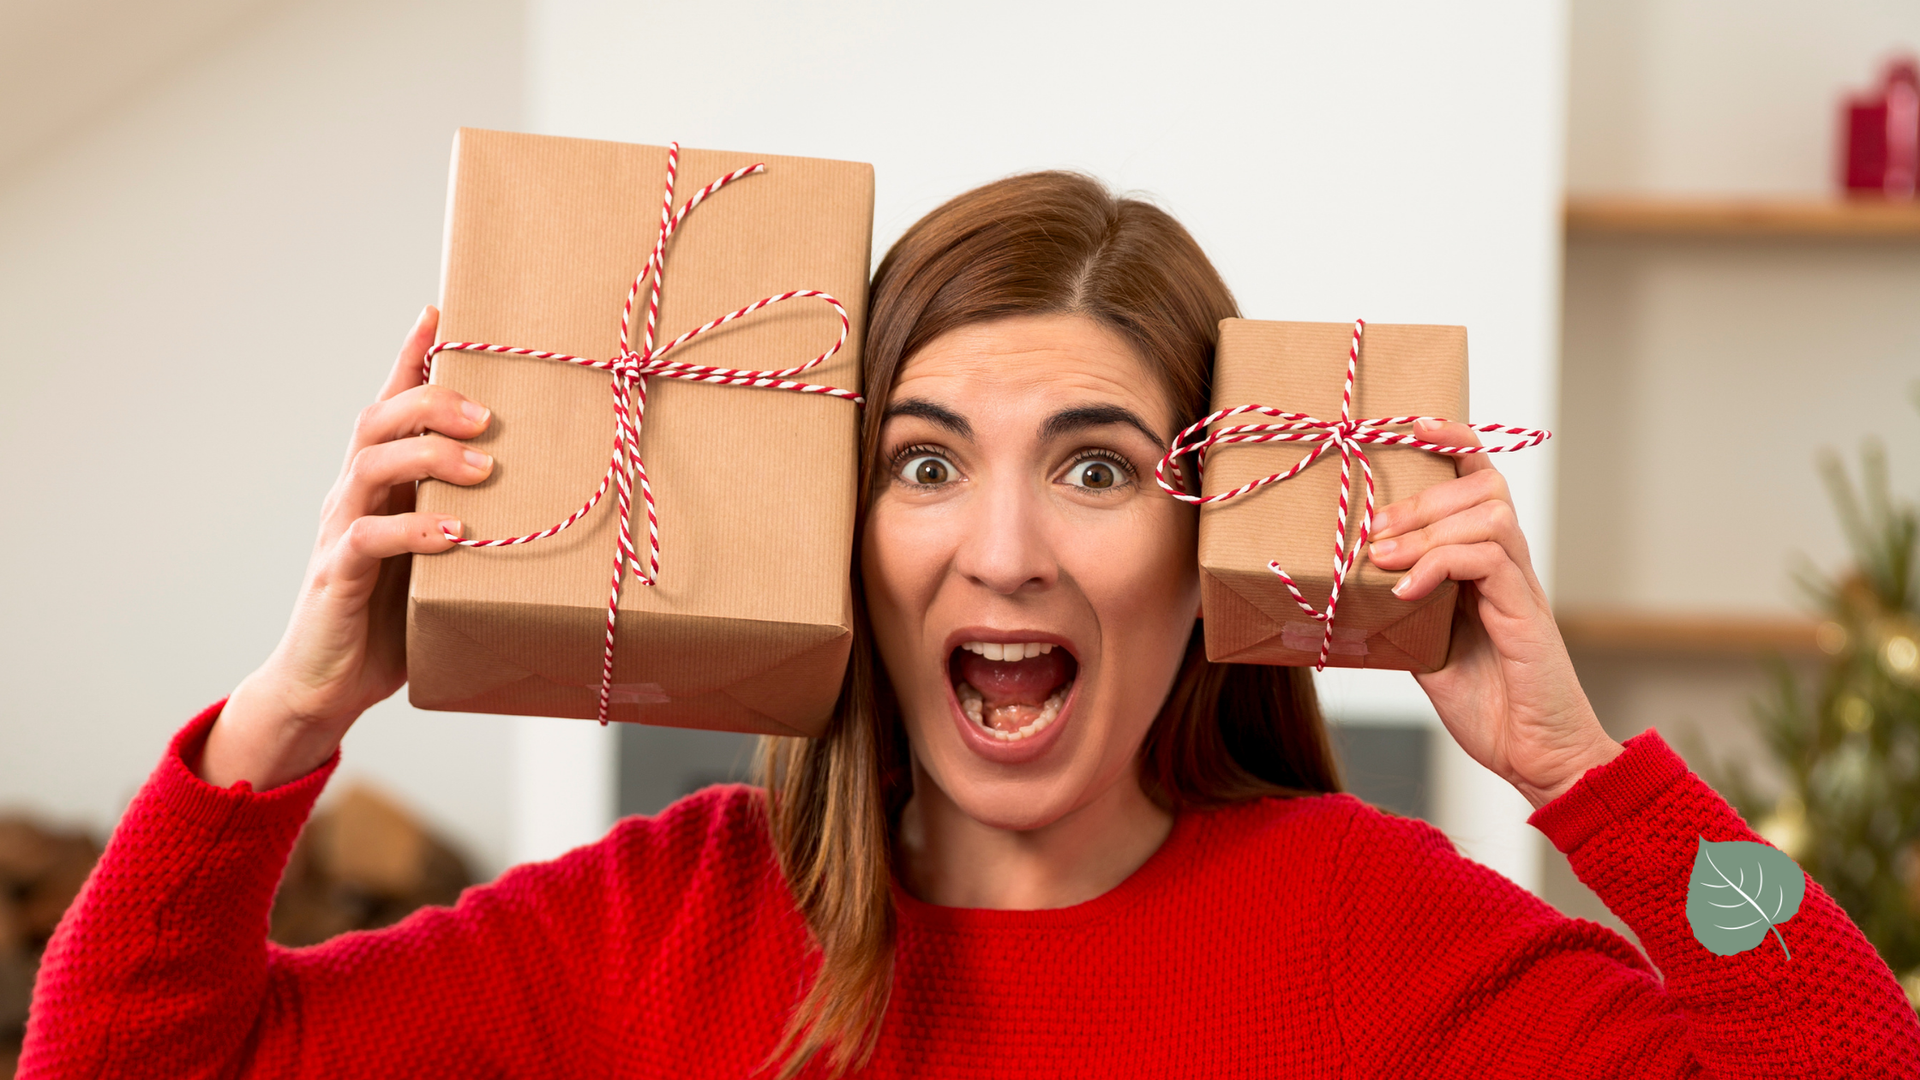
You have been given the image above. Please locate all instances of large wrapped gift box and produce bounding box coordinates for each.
[1196,319,1467,672]
[407,128,873,736]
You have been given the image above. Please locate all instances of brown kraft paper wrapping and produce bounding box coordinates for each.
[406,128,873,736]
[1197,319,1467,672]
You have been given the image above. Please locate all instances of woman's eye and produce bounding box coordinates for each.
[1064,457,1125,491]
[898,454,955,486]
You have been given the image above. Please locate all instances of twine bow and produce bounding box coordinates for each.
[422,142,862,723]
[1154,319,1549,669]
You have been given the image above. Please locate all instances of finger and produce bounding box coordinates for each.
[328,512,465,585]
[1368,495,1530,575]
[329,433,493,525]
[349,382,491,456]
[1412,417,1495,477]
[1388,541,1539,624]
[1370,466,1510,541]
[376,305,441,402]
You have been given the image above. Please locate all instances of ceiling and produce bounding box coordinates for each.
[0,0,287,176]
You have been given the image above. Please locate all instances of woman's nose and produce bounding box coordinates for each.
[951,477,1058,596]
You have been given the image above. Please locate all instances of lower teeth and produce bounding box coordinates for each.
[956,682,1069,742]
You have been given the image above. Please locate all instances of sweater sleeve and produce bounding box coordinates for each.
[1527,727,1920,1075]
[17,701,634,1079]
[1327,728,1920,1080]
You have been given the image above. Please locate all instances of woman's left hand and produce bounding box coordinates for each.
[1365,418,1622,811]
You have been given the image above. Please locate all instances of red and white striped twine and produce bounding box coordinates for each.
[422,142,862,723]
[1153,319,1550,670]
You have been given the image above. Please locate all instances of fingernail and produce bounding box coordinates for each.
[1391,574,1411,596]
[464,449,492,470]
[461,401,490,424]
[418,305,434,325]
[442,519,463,538]
[1371,538,1397,559]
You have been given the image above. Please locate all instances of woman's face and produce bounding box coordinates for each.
[862,313,1201,832]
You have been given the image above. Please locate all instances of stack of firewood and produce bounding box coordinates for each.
[0,785,472,1074]
[0,817,100,1072]
[269,784,474,947]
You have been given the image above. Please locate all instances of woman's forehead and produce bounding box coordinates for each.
[888,314,1177,436]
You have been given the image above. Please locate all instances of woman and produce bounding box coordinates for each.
[21,171,1919,1078]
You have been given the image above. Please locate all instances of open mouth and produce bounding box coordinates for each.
[948,640,1080,742]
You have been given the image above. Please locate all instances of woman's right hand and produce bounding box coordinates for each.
[202,306,495,790]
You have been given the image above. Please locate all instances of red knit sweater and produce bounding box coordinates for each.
[19,702,1920,1078]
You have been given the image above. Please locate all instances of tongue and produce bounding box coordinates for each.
[955,649,1072,708]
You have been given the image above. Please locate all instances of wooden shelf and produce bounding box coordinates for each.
[1565,196,1920,239]
[1556,610,1826,657]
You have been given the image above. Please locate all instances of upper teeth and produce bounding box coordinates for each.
[961,641,1055,661]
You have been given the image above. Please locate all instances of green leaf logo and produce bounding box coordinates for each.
[1686,836,1806,960]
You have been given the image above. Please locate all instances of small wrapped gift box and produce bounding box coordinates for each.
[407,128,873,736]
[1184,319,1474,673]
[1841,57,1919,197]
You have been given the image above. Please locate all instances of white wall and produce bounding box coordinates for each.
[1557,240,1920,616]
[0,0,287,173]
[0,0,526,875]
[530,0,1571,891]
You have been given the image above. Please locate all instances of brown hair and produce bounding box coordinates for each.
[756,170,1342,1077]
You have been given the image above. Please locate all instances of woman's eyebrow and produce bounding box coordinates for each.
[1041,404,1167,450]
[883,398,972,438]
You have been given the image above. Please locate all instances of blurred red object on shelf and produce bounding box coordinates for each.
[1843,56,1920,198]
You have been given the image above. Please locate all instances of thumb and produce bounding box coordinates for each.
[377,305,441,402]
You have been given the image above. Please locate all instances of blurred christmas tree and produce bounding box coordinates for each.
[1700,387,1920,1010]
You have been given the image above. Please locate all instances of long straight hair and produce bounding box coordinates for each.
[757,171,1343,1077]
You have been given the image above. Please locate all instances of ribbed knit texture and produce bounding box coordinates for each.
[19,702,1920,1078]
